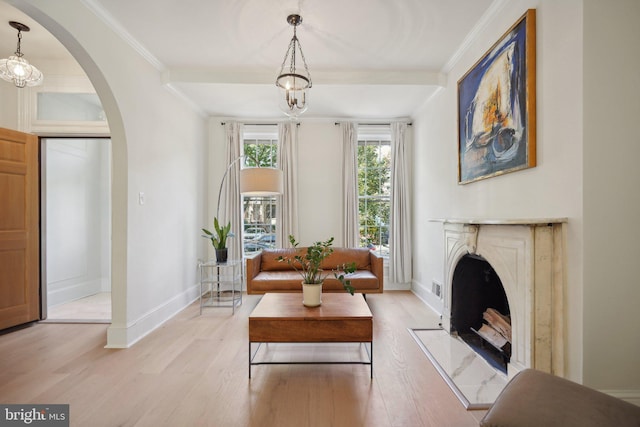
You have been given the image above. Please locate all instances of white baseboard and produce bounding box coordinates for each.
[411,279,443,315]
[601,390,640,406]
[106,284,200,348]
[384,280,411,291]
[47,278,103,307]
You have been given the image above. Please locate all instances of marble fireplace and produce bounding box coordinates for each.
[440,219,567,378]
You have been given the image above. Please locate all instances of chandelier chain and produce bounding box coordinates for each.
[289,37,297,74]
[297,38,311,86]
[15,30,23,57]
[290,25,297,74]
[276,18,311,84]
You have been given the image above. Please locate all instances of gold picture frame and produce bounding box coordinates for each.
[457,9,536,184]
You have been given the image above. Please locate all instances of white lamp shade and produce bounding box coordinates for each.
[240,167,283,195]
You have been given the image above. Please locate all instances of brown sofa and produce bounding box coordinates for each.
[246,247,383,295]
[480,369,640,427]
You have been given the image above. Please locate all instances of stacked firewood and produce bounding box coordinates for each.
[475,308,512,349]
[484,308,512,342]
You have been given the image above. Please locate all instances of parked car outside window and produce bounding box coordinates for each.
[244,227,266,240]
[244,241,264,254]
[255,234,276,248]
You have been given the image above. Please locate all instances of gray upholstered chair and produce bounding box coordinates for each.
[480,369,640,427]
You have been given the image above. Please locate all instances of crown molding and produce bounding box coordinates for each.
[442,0,510,74]
[81,0,165,71]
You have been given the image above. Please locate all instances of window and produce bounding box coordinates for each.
[23,75,109,135]
[242,126,278,256]
[357,126,391,256]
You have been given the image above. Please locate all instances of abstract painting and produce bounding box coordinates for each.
[458,9,536,184]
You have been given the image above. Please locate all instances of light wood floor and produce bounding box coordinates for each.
[0,291,486,427]
[45,292,112,322]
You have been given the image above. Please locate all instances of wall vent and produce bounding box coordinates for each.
[432,280,442,298]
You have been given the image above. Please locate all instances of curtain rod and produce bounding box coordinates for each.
[220,122,300,127]
[334,122,412,126]
[221,122,278,126]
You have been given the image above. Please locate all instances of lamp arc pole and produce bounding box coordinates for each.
[216,155,245,221]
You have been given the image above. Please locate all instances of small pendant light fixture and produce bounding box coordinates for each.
[276,14,311,118]
[0,21,44,88]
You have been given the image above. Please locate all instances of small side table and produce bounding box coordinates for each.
[198,259,242,314]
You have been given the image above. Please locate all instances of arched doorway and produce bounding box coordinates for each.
[6,0,128,345]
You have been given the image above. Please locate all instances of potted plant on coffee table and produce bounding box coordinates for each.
[277,235,356,307]
[202,217,233,263]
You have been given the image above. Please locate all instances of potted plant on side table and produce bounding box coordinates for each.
[202,217,233,263]
[277,235,357,307]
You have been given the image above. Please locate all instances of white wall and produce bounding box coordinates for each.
[0,86,19,129]
[297,122,344,245]
[45,139,111,307]
[14,0,208,347]
[412,0,640,398]
[582,0,640,395]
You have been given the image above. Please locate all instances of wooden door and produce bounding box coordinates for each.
[0,127,39,330]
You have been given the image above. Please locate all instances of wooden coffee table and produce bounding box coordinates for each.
[248,292,373,378]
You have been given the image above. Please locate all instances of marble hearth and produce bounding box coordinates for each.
[439,219,567,379]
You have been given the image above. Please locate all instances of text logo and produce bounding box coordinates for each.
[0,405,69,426]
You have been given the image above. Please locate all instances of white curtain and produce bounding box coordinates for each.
[276,122,298,247]
[341,122,360,247]
[390,122,412,284]
[222,122,243,261]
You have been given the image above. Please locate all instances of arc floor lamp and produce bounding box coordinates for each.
[216,156,283,220]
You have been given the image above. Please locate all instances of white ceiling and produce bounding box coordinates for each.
[1,0,498,119]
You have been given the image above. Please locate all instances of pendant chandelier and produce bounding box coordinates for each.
[0,21,43,88]
[275,14,312,118]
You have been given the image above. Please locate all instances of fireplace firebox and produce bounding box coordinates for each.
[451,254,511,373]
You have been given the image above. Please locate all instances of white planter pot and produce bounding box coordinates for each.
[302,282,322,307]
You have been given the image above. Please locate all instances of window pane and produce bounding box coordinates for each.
[358,142,391,197]
[357,130,391,256]
[244,140,277,167]
[359,199,389,239]
[37,92,106,121]
[243,196,277,255]
[242,131,278,256]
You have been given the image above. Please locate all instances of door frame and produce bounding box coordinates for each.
[39,136,112,321]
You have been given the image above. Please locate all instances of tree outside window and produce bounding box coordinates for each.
[358,132,391,256]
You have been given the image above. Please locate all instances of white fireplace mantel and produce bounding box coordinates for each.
[437,219,567,379]
[431,218,568,225]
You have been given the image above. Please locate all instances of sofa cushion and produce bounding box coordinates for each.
[323,270,379,291]
[260,248,298,271]
[250,271,304,291]
[322,247,371,270]
[250,270,379,293]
